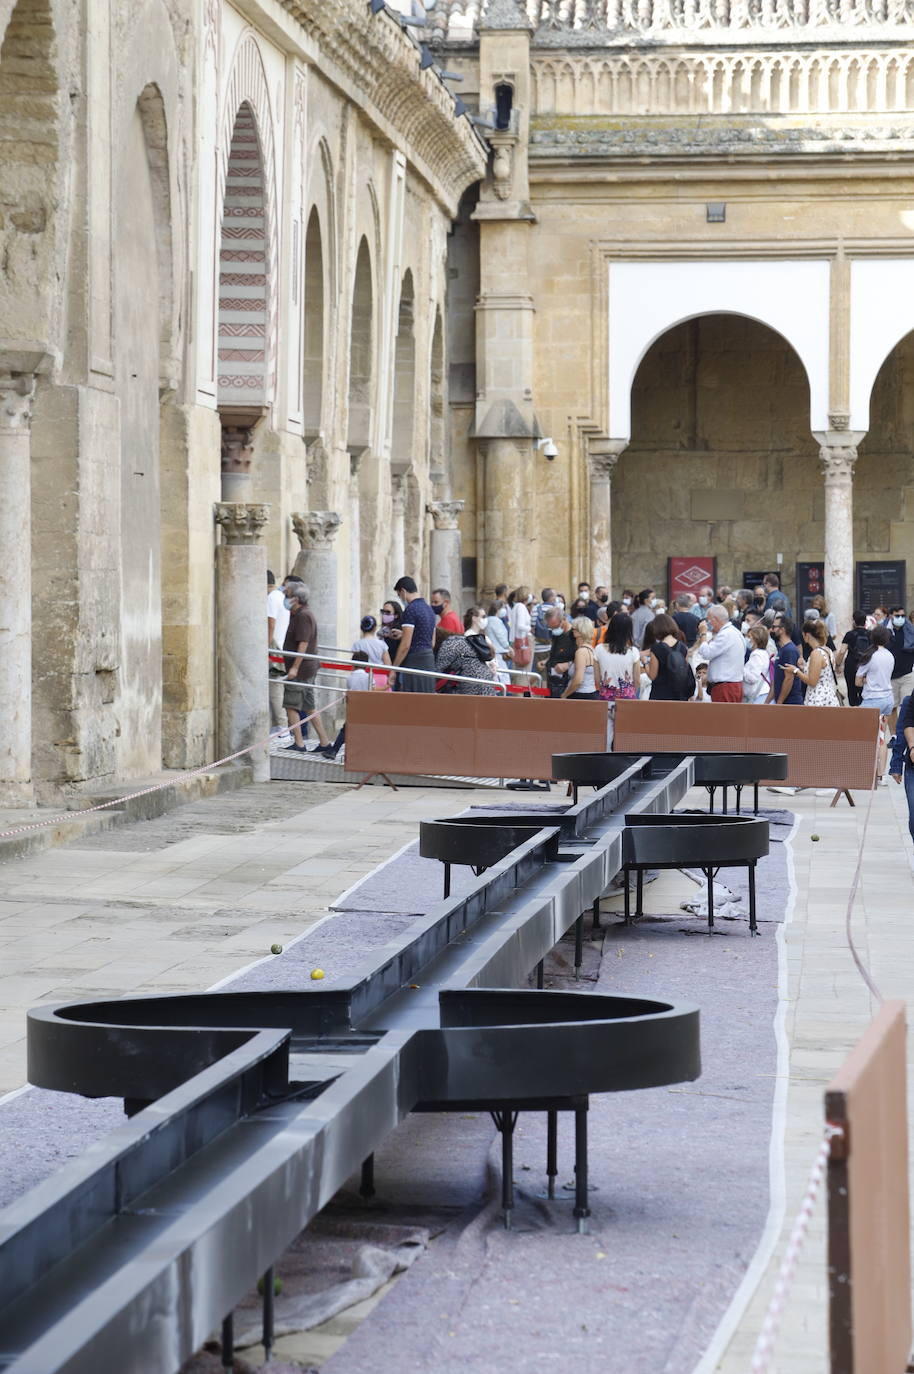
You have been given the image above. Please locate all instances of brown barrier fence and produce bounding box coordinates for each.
[345,692,608,780]
[613,701,879,791]
[826,1001,911,1374]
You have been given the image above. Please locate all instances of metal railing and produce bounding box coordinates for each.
[272,649,514,696]
[315,645,542,689]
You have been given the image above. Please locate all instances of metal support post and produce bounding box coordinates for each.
[443,862,451,900]
[748,861,759,937]
[536,959,544,989]
[262,1268,275,1363]
[221,1314,234,1373]
[546,1109,558,1199]
[492,1110,519,1228]
[592,897,601,932]
[623,869,631,925]
[636,868,643,918]
[574,913,584,979]
[574,1103,590,1234]
[360,1153,375,1198]
[706,867,715,931]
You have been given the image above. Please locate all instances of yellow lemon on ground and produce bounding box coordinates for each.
[310,968,325,980]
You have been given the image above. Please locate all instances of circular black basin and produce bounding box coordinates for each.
[551,752,647,785]
[419,816,560,868]
[622,812,769,867]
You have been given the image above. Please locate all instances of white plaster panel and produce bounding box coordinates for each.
[849,258,914,433]
[607,259,831,440]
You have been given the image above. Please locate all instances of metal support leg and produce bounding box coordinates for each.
[748,862,759,937]
[706,785,715,814]
[734,784,743,815]
[536,959,544,989]
[636,868,643,918]
[574,913,584,979]
[262,1267,275,1364]
[492,1110,518,1228]
[574,1103,590,1234]
[546,1109,558,1200]
[443,862,451,900]
[753,781,759,814]
[221,1314,234,1373]
[706,867,715,931]
[624,869,631,926]
[360,1153,375,1199]
[592,897,601,931]
[722,785,728,815]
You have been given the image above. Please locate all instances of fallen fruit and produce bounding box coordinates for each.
[270,943,283,954]
[811,834,820,842]
[310,968,325,980]
[257,1274,283,1296]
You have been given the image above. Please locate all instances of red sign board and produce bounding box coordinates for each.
[668,557,717,603]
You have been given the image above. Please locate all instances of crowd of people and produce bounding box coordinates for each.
[266,567,914,777]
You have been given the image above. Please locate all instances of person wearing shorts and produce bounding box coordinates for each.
[282,581,334,756]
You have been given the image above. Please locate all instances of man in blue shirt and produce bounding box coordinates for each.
[763,572,793,620]
[391,576,437,692]
[889,692,914,844]
[770,615,804,705]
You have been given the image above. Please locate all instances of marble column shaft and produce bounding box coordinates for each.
[588,446,625,590]
[818,439,858,638]
[427,500,465,603]
[291,510,342,648]
[214,502,271,782]
[0,373,37,804]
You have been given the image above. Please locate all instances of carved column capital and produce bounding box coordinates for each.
[588,451,621,482]
[391,475,408,519]
[214,502,270,544]
[291,510,342,551]
[818,443,859,484]
[0,372,37,434]
[426,499,465,531]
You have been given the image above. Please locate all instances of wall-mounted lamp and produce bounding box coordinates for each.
[537,437,558,460]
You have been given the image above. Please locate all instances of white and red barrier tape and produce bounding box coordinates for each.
[749,1125,842,1374]
[0,701,338,843]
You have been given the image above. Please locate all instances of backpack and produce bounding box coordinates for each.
[851,628,870,658]
[665,644,696,701]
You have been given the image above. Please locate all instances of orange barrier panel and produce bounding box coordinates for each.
[826,1001,911,1373]
[345,691,609,780]
[612,701,879,790]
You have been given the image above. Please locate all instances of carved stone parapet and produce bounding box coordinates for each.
[292,510,342,551]
[0,372,37,434]
[427,499,465,531]
[214,502,270,544]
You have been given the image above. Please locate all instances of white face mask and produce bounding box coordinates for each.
[649,597,658,608]
[698,596,708,607]
[477,614,489,629]
[622,597,631,607]
[894,615,906,627]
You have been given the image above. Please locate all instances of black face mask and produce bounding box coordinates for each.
[432,604,444,616]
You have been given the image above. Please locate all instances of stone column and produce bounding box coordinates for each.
[348,451,364,632]
[816,429,863,637]
[588,442,626,590]
[390,475,407,583]
[291,510,342,648]
[480,438,532,593]
[214,502,271,782]
[427,499,465,600]
[0,372,37,804]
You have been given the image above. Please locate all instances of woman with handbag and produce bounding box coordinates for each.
[508,586,534,676]
[435,607,498,695]
[785,619,840,706]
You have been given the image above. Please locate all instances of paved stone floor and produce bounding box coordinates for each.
[0,774,912,1371]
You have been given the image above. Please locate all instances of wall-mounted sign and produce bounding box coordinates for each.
[855,560,907,614]
[796,561,825,616]
[669,556,717,604]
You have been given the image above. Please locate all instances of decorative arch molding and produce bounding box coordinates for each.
[135,83,177,388]
[849,258,914,433]
[218,33,279,404]
[306,135,337,307]
[607,258,830,440]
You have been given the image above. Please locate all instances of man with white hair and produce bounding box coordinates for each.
[698,603,745,702]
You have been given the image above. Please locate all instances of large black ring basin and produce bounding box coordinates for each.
[552,750,787,787]
[419,817,560,868]
[552,752,650,785]
[622,813,769,868]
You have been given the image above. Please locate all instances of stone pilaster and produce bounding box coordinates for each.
[348,450,366,633]
[214,501,271,781]
[390,476,407,586]
[291,510,342,648]
[815,425,864,638]
[427,499,465,601]
[588,441,627,591]
[0,371,38,804]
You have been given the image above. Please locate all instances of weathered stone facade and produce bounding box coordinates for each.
[435,0,914,633]
[0,0,485,800]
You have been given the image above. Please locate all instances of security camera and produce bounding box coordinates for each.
[538,437,558,460]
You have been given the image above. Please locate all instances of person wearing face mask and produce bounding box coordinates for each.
[430,588,463,635]
[379,599,403,652]
[351,614,391,688]
[631,589,656,648]
[886,606,914,720]
[621,589,634,612]
[486,600,513,682]
[281,580,334,755]
[508,586,535,672]
[435,606,497,694]
[544,605,576,697]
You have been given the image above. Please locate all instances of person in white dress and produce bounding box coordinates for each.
[508,586,534,675]
[742,624,772,703]
[594,612,641,700]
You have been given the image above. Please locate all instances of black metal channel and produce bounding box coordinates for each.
[0,754,698,1374]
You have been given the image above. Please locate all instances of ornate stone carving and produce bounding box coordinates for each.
[489,133,517,200]
[828,410,851,431]
[818,443,858,483]
[214,502,270,544]
[0,373,37,434]
[588,451,622,480]
[479,0,535,29]
[291,510,343,550]
[427,499,466,530]
[220,425,255,476]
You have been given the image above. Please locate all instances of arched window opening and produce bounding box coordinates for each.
[495,82,514,130]
[303,208,324,439]
[217,102,268,410]
[392,270,416,463]
[347,238,373,452]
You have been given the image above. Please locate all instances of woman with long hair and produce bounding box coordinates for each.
[560,617,600,700]
[594,611,640,700]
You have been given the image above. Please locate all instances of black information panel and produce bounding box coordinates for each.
[796,561,825,617]
[743,569,779,591]
[855,560,906,614]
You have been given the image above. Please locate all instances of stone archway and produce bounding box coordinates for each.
[302,207,325,442]
[612,313,817,599]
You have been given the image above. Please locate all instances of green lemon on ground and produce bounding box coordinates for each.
[811,834,820,842]
[271,943,283,954]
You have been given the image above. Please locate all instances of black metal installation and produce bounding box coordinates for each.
[0,748,781,1374]
[552,749,788,812]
